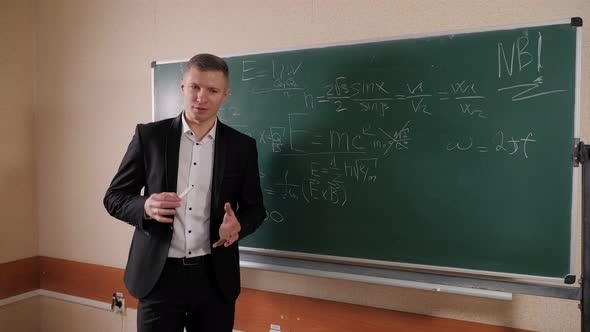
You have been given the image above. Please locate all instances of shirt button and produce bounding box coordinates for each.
[188,230,192,233]
[189,251,192,255]
[189,207,192,211]
[193,162,196,165]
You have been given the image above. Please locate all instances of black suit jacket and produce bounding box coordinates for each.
[103,114,266,300]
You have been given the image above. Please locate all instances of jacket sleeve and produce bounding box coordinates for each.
[103,124,150,231]
[236,139,266,240]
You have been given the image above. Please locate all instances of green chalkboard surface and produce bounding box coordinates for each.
[153,23,578,278]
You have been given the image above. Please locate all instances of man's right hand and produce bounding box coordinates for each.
[144,192,181,223]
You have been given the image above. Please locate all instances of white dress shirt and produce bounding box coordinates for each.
[168,113,216,258]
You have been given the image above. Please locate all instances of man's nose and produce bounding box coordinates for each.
[196,90,207,102]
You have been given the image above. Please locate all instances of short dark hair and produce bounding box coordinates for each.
[184,53,229,80]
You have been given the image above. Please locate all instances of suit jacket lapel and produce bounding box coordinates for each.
[165,113,183,193]
[212,119,227,213]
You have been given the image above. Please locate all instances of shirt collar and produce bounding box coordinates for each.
[181,112,217,142]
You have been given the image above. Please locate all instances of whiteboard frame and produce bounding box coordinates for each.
[151,18,582,294]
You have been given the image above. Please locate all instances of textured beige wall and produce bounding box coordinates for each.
[38,297,257,332]
[0,0,37,263]
[34,0,155,268]
[0,297,39,332]
[39,297,135,332]
[242,268,580,331]
[32,1,590,331]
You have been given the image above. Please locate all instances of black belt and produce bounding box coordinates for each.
[167,254,211,266]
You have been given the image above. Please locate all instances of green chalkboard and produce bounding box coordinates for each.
[153,23,578,278]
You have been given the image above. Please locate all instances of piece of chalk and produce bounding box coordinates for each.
[179,186,194,199]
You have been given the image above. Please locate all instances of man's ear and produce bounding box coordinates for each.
[180,73,187,93]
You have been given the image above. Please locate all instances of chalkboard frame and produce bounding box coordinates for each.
[151,18,583,296]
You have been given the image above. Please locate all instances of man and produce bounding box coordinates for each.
[104,53,266,331]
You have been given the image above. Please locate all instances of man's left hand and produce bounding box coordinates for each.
[213,202,242,248]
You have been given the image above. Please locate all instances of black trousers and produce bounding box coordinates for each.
[137,255,235,332]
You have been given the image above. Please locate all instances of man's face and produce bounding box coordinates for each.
[181,67,229,125]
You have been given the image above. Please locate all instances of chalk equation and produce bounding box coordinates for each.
[216,28,572,219]
[446,131,537,158]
